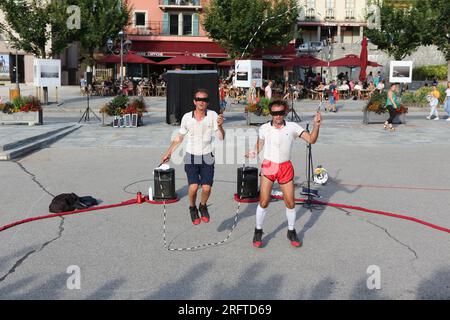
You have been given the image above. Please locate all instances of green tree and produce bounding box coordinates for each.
[364,0,425,60]
[0,0,72,58]
[429,0,450,79]
[70,0,131,68]
[203,0,298,58]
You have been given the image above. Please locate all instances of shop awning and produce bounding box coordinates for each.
[131,41,229,59]
[96,52,156,64]
[157,55,215,65]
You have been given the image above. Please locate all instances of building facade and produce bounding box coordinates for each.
[297,0,368,44]
[126,0,228,62]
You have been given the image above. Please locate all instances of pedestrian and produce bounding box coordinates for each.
[219,82,227,113]
[443,81,450,122]
[326,80,337,112]
[247,80,257,104]
[246,100,322,248]
[265,80,273,100]
[384,83,400,131]
[426,85,441,120]
[161,89,225,225]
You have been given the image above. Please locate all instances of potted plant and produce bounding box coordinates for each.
[0,96,43,126]
[246,97,272,125]
[363,91,408,124]
[100,95,148,126]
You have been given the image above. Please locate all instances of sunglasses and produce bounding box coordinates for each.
[270,110,286,116]
[194,97,209,102]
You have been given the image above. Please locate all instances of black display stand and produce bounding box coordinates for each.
[166,70,220,125]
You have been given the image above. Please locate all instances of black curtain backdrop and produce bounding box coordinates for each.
[166,70,219,124]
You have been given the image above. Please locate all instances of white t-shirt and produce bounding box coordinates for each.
[179,110,219,155]
[446,88,450,97]
[259,121,305,163]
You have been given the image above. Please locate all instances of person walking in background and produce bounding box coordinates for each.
[219,82,228,113]
[385,83,400,131]
[247,80,258,104]
[443,82,450,122]
[265,80,273,100]
[426,85,441,120]
[326,80,337,112]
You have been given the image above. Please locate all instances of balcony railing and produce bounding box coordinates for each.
[325,8,335,19]
[305,8,315,19]
[158,0,201,8]
[345,9,355,20]
[128,21,199,37]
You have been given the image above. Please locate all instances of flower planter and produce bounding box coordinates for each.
[0,110,43,126]
[246,113,271,125]
[363,110,406,125]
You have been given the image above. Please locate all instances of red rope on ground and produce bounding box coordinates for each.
[271,195,450,234]
[0,198,138,233]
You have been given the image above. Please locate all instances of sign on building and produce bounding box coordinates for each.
[0,54,10,81]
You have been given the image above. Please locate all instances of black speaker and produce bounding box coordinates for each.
[85,71,93,85]
[154,168,176,200]
[166,70,220,125]
[237,166,259,198]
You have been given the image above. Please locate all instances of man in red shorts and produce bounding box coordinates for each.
[246,100,321,248]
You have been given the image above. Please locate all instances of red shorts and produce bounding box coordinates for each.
[261,160,294,184]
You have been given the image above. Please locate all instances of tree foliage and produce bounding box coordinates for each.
[67,0,131,67]
[203,0,298,58]
[0,0,72,58]
[0,0,130,64]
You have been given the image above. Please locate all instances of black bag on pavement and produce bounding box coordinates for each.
[49,193,97,213]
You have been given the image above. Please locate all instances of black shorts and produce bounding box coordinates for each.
[184,153,215,186]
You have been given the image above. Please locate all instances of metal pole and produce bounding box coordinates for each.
[15,50,20,93]
[120,32,124,92]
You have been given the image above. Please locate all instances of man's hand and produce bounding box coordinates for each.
[217,114,224,126]
[161,153,171,164]
[314,111,322,127]
[245,151,257,159]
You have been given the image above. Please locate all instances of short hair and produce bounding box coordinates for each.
[194,88,209,97]
[269,100,289,112]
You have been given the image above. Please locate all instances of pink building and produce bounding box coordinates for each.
[126,0,228,61]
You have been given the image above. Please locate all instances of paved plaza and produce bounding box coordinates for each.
[0,86,449,299]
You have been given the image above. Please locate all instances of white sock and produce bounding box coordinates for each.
[256,205,267,230]
[286,207,296,230]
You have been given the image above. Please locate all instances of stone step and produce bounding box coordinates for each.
[0,124,77,152]
[0,125,81,161]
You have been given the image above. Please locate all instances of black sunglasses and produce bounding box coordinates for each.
[270,110,286,116]
[194,97,209,102]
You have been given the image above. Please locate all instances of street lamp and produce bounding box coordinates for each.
[106,30,132,92]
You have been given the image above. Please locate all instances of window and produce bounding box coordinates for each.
[134,12,146,27]
[345,0,353,9]
[169,14,179,35]
[183,14,192,35]
[326,0,334,8]
[306,0,315,8]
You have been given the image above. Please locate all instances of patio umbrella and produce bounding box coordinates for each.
[330,54,382,80]
[359,37,368,82]
[157,55,215,65]
[279,55,327,68]
[96,52,156,64]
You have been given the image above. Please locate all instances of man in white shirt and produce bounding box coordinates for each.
[265,80,273,99]
[162,89,225,225]
[246,100,322,248]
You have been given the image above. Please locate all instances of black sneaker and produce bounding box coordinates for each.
[189,206,201,225]
[287,229,301,247]
[198,203,210,223]
[287,229,302,248]
[253,228,263,248]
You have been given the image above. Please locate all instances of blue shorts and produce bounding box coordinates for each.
[184,153,215,186]
[329,95,335,104]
